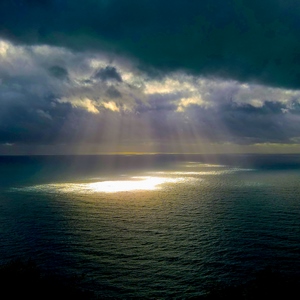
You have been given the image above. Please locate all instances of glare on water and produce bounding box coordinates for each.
[86,176,181,192]
[27,176,187,193]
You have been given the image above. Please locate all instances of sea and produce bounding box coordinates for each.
[0,154,300,299]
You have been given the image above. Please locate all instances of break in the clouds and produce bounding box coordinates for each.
[1,1,300,154]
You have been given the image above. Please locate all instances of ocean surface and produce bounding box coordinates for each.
[0,154,300,298]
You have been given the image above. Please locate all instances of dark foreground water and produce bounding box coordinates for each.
[0,154,300,298]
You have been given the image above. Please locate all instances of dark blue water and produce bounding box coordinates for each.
[1,154,300,298]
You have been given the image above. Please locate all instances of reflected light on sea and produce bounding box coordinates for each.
[25,176,190,194]
[86,176,182,193]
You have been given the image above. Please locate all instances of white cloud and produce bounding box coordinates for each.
[102,101,120,112]
[176,96,205,112]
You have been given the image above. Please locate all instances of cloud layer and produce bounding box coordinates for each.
[2,2,300,154]
[1,1,300,88]
[1,39,300,154]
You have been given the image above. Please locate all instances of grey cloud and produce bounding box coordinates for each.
[0,97,72,144]
[136,95,178,113]
[94,66,122,82]
[192,102,300,144]
[3,38,300,151]
[105,86,122,98]
[48,65,69,80]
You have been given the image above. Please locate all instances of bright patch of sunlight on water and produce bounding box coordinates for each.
[20,176,190,194]
[86,176,182,192]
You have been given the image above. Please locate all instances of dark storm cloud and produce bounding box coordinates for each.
[0,96,73,144]
[1,1,300,88]
[94,66,122,82]
[180,101,300,145]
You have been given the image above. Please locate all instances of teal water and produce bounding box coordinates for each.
[0,154,300,298]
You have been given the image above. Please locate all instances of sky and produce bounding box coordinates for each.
[1,0,300,154]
